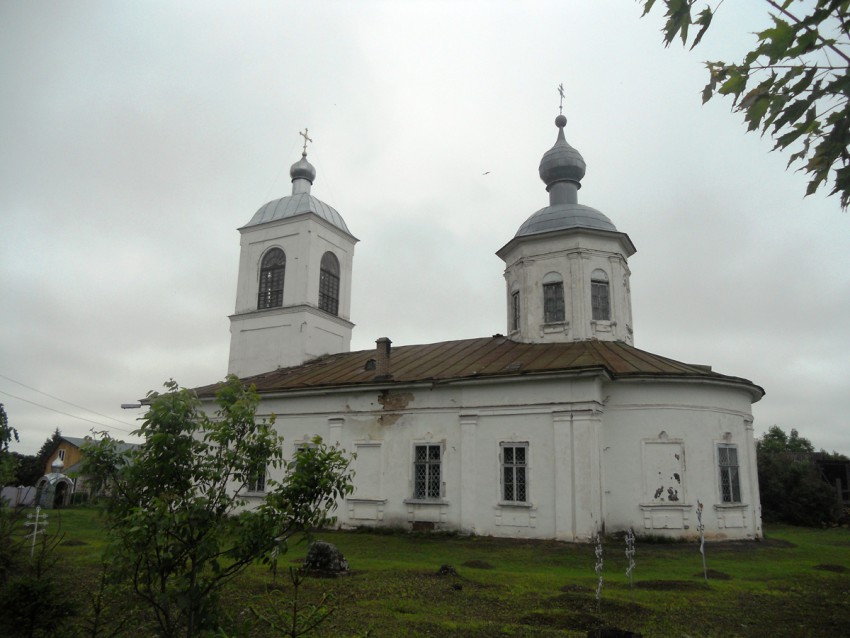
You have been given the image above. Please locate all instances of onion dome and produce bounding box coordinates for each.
[243,151,352,235]
[516,203,617,236]
[538,114,586,188]
[514,114,618,238]
[289,152,316,183]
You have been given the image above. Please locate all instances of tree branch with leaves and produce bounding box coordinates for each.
[0,404,19,488]
[641,0,850,209]
[82,376,354,638]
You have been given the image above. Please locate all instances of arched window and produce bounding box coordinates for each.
[319,251,340,316]
[542,272,565,323]
[258,248,285,309]
[591,269,610,321]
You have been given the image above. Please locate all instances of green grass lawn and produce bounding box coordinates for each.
[22,508,850,636]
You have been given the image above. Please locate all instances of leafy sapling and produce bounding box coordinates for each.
[696,500,708,581]
[82,377,354,638]
[594,534,604,611]
[625,528,636,588]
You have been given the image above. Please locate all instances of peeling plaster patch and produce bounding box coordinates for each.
[378,391,414,410]
[376,391,413,427]
[378,413,402,427]
[645,440,686,504]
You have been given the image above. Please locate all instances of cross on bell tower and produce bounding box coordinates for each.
[299,128,313,155]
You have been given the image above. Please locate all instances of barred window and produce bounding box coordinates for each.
[319,252,340,316]
[591,269,610,321]
[543,281,565,323]
[511,291,520,332]
[413,444,441,500]
[718,444,741,503]
[502,443,528,502]
[258,248,286,309]
[247,469,266,493]
[292,441,317,472]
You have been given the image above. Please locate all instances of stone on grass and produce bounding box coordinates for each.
[303,541,349,574]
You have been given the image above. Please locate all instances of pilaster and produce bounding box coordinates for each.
[459,412,479,533]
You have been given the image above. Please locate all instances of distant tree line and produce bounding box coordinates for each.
[757,425,847,526]
[0,426,63,488]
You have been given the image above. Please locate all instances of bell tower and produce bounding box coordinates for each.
[227,133,357,377]
[497,112,636,345]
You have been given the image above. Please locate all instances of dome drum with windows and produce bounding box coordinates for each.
[497,113,636,346]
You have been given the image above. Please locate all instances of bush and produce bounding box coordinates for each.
[0,575,76,638]
[757,426,841,526]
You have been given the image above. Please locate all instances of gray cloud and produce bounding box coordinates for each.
[2,1,848,457]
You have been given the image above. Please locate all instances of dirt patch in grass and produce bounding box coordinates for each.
[522,593,650,635]
[813,563,847,573]
[635,579,711,591]
[519,609,604,631]
[545,591,650,620]
[559,583,592,593]
[757,537,797,549]
[60,539,87,546]
[461,559,493,569]
[701,569,732,580]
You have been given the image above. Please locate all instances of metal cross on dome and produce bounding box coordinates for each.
[299,128,313,155]
[558,83,565,114]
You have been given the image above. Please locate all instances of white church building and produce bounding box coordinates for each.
[197,115,764,542]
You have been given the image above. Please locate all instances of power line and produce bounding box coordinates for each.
[0,389,134,434]
[0,373,135,428]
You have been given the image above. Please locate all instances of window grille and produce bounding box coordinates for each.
[502,443,528,502]
[543,282,565,323]
[247,470,266,493]
[258,248,286,309]
[511,291,520,331]
[319,252,340,316]
[591,270,610,321]
[292,441,317,473]
[413,444,441,499]
[718,444,741,503]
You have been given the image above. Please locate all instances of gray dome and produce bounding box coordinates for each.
[538,116,586,187]
[515,203,617,237]
[245,193,351,234]
[290,154,316,183]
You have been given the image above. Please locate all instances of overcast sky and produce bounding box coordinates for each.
[2,1,848,459]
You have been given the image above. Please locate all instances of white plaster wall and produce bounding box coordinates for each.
[227,308,352,377]
[211,372,761,542]
[601,380,762,540]
[500,232,633,344]
[227,213,356,376]
[232,215,355,319]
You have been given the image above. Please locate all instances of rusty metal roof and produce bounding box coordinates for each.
[196,337,763,400]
